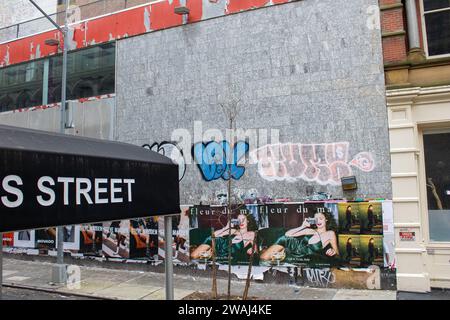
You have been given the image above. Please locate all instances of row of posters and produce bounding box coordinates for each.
[189,201,395,268]
[1,201,395,270]
[2,215,190,263]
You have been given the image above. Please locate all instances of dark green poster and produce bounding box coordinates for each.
[189,205,258,265]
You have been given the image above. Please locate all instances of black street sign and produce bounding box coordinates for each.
[0,125,180,232]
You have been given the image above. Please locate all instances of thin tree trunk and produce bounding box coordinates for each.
[243,231,257,300]
[211,228,218,299]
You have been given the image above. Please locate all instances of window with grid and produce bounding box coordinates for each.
[423,0,450,57]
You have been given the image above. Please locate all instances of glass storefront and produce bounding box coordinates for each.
[0,60,45,112]
[423,131,450,242]
[0,42,115,112]
[48,42,115,104]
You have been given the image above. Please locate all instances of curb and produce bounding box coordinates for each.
[3,283,116,300]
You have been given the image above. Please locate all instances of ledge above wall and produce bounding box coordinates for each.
[385,57,450,89]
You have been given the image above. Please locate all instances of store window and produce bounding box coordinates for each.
[0,60,45,112]
[0,42,115,113]
[48,42,115,104]
[423,0,450,57]
[424,131,450,242]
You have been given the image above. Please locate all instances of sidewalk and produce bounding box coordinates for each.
[1,257,396,300]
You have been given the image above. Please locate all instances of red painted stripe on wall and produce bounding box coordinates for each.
[0,0,296,68]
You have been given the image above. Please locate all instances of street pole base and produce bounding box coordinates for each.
[51,264,67,285]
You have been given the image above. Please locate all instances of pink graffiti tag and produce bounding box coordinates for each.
[349,152,375,172]
[250,142,375,185]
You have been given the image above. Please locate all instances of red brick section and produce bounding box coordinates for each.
[381,9,404,33]
[383,35,408,62]
[379,0,408,63]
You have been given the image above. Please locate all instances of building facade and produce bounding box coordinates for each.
[3,0,445,292]
[380,0,450,292]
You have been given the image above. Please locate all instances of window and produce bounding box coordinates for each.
[423,131,450,242]
[422,0,450,57]
[0,42,115,113]
[0,60,45,112]
[48,42,115,104]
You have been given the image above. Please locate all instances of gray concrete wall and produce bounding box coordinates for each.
[115,0,391,204]
[0,98,114,139]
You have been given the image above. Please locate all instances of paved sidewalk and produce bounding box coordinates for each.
[1,257,396,300]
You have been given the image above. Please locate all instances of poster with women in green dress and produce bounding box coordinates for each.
[189,205,259,265]
[188,201,390,269]
[258,202,341,268]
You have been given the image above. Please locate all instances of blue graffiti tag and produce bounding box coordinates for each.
[192,141,250,181]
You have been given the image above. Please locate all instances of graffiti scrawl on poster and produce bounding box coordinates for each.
[250,142,375,185]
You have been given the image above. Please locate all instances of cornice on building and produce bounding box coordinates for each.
[380,3,404,11]
[386,85,450,105]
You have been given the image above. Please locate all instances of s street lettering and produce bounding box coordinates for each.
[1,175,135,209]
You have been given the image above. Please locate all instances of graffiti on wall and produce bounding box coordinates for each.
[303,268,336,288]
[250,142,375,185]
[143,138,376,187]
[143,142,186,181]
[192,140,249,181]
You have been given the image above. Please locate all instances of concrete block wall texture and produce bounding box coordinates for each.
[115,0,391,204]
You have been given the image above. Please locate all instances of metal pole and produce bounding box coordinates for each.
[0,232,3,300]
[405,0,421,50]
[53,0,70,285]
[164,216,174,300]
[28,0,63,32]
[27,0,69,286]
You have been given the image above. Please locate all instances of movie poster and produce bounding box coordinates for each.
[338,234,361,267]
[258,203,341,268]
[79,224,103,256]
[13,230,35,248]
[158,206,190,264]
[338,202,361,234]
[258,203,303,266]
[189,205,258,265]
[56,225,80,251]
[129,217,159,260]
[360,235,384,267]
[2,232,14,247]
[36,227,57,250]
[360,202,383,234]
[102,220,130,259]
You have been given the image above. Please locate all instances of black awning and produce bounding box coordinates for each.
[0,125,180,232]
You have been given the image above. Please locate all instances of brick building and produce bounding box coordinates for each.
[380,0,450,292]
